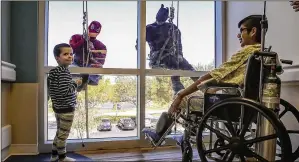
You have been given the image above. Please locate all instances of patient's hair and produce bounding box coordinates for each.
[238,15,267,43]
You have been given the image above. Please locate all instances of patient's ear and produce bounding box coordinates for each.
[250,27,257,37]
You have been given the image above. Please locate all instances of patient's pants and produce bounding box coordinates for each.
[156,91,204,136]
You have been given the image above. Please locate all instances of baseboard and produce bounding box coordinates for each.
[1,61,16,82]
[9,144,39,155]
[2,147,10,161]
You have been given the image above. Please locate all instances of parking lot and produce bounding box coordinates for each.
[48,124,139,140]
[47,110,186,140]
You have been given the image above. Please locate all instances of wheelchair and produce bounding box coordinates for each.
[146,51,299,162]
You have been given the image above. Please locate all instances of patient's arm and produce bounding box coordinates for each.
[177,73,213,98]
[197,78,220,93]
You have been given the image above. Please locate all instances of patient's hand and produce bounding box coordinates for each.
[168,95,183,114]
[291,1,299,12]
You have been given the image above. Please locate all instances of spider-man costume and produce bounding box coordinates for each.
[69,21,107,90]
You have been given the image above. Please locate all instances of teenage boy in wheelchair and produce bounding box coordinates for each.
[142,14,265,146]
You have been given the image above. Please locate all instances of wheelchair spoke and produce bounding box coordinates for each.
[287,130,299,134]
[203,123,230,141]
[244,134,277,145]
[221,150,231,161]
[245,148,268,162]
[223,111,236,137]
[204,145,230,154]
[239,113,254,137]
[239,155,246,162]
[227,152,235,162]
[277,140,281,147]
[278,109,287,118]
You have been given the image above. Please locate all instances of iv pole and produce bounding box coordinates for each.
[255,2,277,161]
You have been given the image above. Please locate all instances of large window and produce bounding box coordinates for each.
[146,1,215,70]
[40,1,221,151]
[47,75,137,140]
[47,2,137,68]
[145,2,215,128]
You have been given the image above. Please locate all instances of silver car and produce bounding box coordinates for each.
[117,118,135,130]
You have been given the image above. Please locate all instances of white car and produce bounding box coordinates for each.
[145,118,151,128]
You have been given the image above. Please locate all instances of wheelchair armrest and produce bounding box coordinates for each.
[206,82,240,88]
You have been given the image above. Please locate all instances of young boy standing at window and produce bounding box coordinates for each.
[48,43,82,161]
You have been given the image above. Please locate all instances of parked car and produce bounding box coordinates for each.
[150,117,159,128]
[131,117,137,128]
[117,118,135,130]
[145,117,152,128]
[97,118,112,131]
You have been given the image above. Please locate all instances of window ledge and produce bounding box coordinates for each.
[280,65,299,83]
[1,61,16,82]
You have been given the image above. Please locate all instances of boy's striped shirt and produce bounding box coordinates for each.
[48,66,77,113]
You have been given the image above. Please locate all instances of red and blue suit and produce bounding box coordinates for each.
[69,21,107,86]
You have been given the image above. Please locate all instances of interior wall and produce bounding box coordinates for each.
[1,1,11,62]
[1,1,12,159]
[1,84,10,127]
[1,1,39,150]
[225,1,299,155]
[226,1,299,63]
[1,1,11,127]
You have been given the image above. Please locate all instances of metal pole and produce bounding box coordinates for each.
[82,1,89,139]
[255,2,277,161]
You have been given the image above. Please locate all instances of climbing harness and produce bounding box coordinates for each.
[152,1,181,69]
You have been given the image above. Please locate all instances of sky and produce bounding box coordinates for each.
[47,1,215,69]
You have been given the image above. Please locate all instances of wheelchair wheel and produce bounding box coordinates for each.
[196,98,292,162]
[277,99,299,161]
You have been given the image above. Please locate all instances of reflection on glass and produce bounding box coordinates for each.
[48,1,137,69]
[47,75,137,140]
[145,1,215,70]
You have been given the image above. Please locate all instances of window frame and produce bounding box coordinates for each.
[37,1,225,153]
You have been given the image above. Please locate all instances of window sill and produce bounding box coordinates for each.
[1,61,16,82]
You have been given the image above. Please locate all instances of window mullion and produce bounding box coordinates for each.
[137,1,146,142]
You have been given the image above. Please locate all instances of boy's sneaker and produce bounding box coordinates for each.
[50,155,58,162]
[59,156,76,162]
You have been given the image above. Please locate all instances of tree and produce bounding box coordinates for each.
[113,76,137,107]
[84,78,113,108]
[193,59,215,71]
[147,76,172,106]
[71,98,99,139]
[71,77,113,138]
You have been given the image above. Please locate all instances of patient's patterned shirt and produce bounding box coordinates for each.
[209,44,261,85]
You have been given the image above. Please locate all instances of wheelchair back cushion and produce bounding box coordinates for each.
[244,54,261,101]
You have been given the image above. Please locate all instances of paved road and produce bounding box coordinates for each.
[47,112,184,140]
[47,124,138,140]
[47,123,184,140]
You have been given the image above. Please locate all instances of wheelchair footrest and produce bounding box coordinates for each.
[144,133,166,148]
